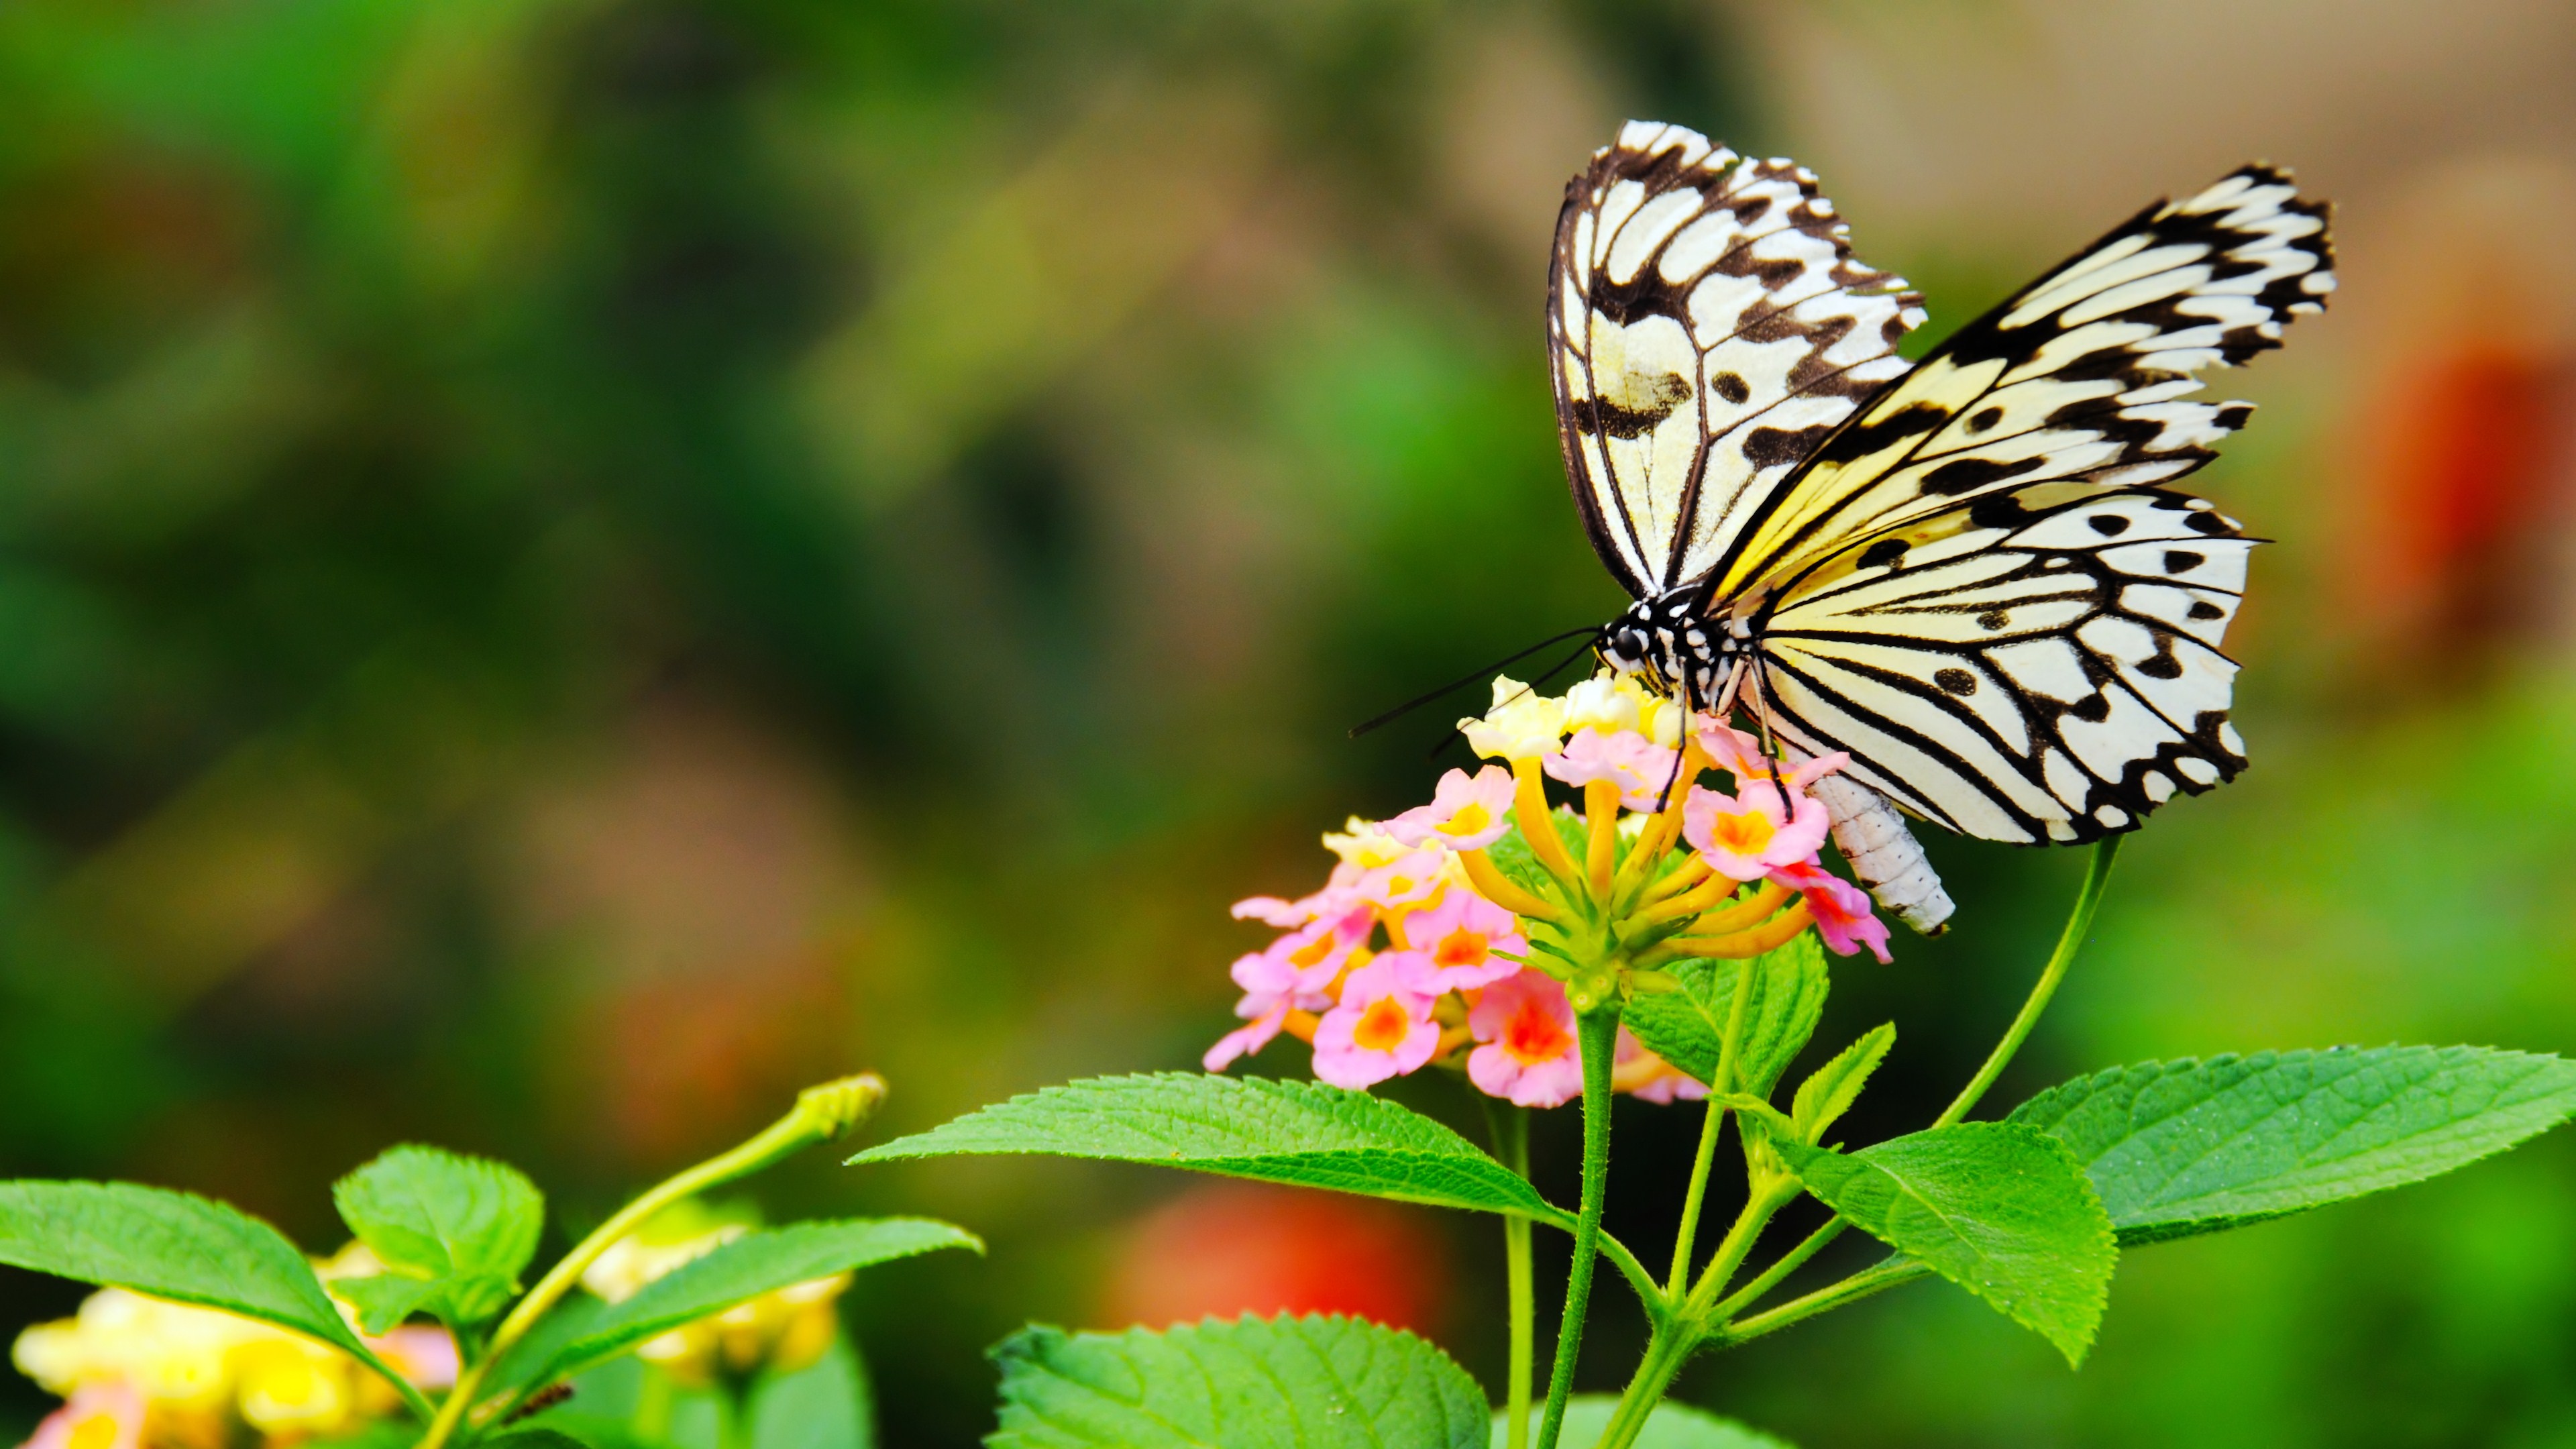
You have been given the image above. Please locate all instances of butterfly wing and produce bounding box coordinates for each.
[1733,164,2332,845]
[1548,121,1924,598]
[1756,485,2255,844]
[1709,165,2333,602]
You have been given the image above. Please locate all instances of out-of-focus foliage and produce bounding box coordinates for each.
[2,0,2573,1445]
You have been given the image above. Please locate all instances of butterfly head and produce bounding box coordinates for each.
[1601,590,1735,702]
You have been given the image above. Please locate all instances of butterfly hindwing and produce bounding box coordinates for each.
[1708,164,2334,603]
[1548,121,1924,598]
[1755,486,2255,844]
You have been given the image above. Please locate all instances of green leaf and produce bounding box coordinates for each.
[480,1434,590,1449]
[1624,934,1827,1096]
[1483,810,1591,903]
[0,1181,421,1409]
[531,1218,978,1385]
[2008,1046,2576,1246]
[850,1075,1574,1228]
[754,1336,874,1449]
[1493,1396,1792,1449]
[989,1313,1488,1449]
[333,1146,543,1329]
[1780,1123,2116,1366]
[332,1274,443,1336]
[1789,1025,1894,1145]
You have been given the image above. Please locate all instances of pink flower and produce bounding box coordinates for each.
[1354,849,1448,912]
[1230,864,1364,928]
[1543,728,1680,810]
[23,1384,142,1449]
[1384,765,1517,851]
[1203,996,1292,1071]
[1684,784,1831,881]
[1615,1028,1709,1103]
[1311,959,1442,1089]
[1771,861,1894,964]
[1467,969,1582,1107]
[1693,718,1849,794]
[1234,905,1374,996]
[1389,891,1525,994]
[370,1325,460,1390]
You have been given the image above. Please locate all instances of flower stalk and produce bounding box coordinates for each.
[415,1075,887,1449]
[1535,1008,1621,1449]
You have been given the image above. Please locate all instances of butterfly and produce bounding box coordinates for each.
[1552,121,2334,932]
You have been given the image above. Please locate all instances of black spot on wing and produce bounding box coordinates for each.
[1856,537,1909,569]
[1742,423,1837,469]
[1923,454,2049,498]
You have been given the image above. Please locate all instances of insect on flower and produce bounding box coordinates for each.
[1552,122,2332,934]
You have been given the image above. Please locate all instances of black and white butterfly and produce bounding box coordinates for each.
[1554,121,2334,932]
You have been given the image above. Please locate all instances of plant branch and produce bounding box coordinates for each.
[1705,1216,1847,1322]
[1664,1098,1725,1295]
[1716,1258,1929,1346]
[1535,1010,1621,1449]
[1485,1101,1536,1449]
[1935,836,2121,1129]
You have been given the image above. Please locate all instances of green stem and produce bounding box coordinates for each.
[414,1074,887,1449]
[1664,937,1763,1299]
[1934,837,2121,1129]
[1664,1098,1725,1296]
[1535,1010,1621,1449]
[1485,1101,1536,1449]
[1591,1324,1697,1449]
[1705,1218,1847,1323]
[1681,1179,1794,1317]
[1718,1258,1928,1345]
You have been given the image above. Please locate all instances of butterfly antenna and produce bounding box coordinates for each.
[1350,626,1602,739]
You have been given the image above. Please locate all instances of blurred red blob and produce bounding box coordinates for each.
[1102,1182,1448,1334]
[2353,343,2573,672]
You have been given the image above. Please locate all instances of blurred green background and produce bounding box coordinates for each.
[3,1,2573,1444]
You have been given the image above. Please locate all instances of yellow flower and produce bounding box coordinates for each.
[11,1278,451,1449]
[1319,817,1411,871]
[1458,677,1568,762]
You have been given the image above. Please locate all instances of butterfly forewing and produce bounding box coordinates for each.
[1719,162,2332,844]
[1708,164,2334,602]
[1548,121,1925,598]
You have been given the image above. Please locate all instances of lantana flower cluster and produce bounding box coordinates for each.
[11,1249,456,1449]
[1207,672,1891,1108]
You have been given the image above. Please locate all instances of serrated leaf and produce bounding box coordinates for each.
[2008,1046,2576,1246]
[850,1075,1574,1228]
[1624,934,1827,1096]
[332,1274,443,1336]
[1495,1396,1793,1449]
[0,1181,417,1403]
[989,1313,1487,1449]
[529,1219,977,1386]
[1789,1025,1894,1145]
[1780,1123,2116,1366]
[332,1146,542,1328]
